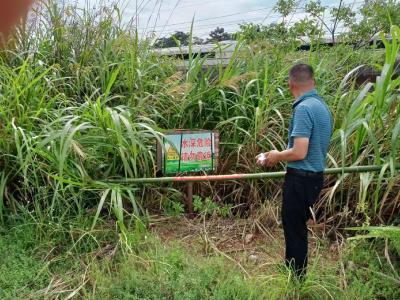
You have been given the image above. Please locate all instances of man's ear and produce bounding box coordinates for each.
[289,80,297,93]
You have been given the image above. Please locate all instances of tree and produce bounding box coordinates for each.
[154,31,205,48]
[263,22,290,42]
[234,23,266,41]
[207,27,232,43]
[274,0,297,25]
[234,22,292,44]
[290,19,323,43]
[193,36,204,45]
[234,0,400,47]
[154,31,191,48]
[347,0,400,44]
[305,0,355,44]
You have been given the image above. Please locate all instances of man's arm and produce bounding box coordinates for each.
[262,137,309,167]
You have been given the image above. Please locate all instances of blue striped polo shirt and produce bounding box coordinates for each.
[287,89,332,172]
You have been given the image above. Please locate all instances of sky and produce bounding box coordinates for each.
[71,0,359,38]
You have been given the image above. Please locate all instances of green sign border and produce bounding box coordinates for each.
[157,130,219,175]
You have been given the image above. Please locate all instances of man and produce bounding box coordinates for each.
[257,64,332,278]
[0,0,32,37]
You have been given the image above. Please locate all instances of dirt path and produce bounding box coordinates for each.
[149,215,341,276]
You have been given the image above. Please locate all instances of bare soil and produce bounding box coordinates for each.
[149,215,341,275]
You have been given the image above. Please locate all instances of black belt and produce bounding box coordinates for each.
[286,167,323,178]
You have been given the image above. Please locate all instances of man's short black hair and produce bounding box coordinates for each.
[289,64,314,85]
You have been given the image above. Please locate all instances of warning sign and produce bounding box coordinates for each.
[157,131,219,175]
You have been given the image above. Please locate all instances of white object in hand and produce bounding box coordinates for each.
[257,153,267,163]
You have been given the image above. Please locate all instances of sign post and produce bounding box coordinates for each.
[157,130,219,214]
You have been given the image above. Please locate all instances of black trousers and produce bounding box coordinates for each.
[282,170,324,277]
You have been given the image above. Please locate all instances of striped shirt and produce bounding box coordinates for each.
[287,89,332,172]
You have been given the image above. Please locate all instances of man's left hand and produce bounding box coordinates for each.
[265,150,281,167]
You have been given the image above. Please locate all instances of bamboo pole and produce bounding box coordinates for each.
[105,164,399,184]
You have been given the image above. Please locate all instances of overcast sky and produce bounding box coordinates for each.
[71,0,359,38]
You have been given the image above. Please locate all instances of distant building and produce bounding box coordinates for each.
[153,40,238,69]
[153,35,391,69]
[296,34,392,50]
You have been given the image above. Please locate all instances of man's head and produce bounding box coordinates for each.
[288,64,315,98]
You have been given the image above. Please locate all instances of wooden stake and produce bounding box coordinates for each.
[185,182,194,215]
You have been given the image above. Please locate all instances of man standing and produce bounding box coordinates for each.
[257,64,332,278]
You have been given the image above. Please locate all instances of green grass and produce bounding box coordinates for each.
[343,240,400,300]
[0,225,50,299]
[0,1,400,228]
[0,1,399,298]
[0,217,398,299]
[0,1,398,229]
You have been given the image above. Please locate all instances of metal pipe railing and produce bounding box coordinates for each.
[105,164,399,184]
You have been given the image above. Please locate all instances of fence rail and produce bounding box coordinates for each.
[106,164,399,184]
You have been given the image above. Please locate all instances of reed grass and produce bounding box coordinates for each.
[0,1,398,232]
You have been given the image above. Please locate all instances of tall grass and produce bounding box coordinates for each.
[0,1,398,231]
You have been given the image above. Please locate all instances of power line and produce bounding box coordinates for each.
[146,0,366,38]
[142,0,163,39]
[157,0,226,12]
[154,6,313,35]
[126,0,219,16]
[151,6,274,28]
[159,16,274,34]
[157,0,183,37]
[151,0,365,30]
[261,4,278,25]
[156,12,296,36]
